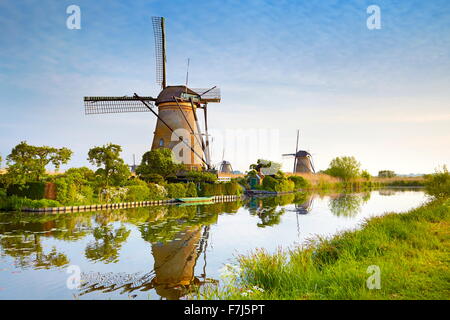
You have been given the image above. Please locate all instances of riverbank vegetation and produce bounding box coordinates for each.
[0,142,434,211]
[196,170,450,300]
[243,156,425,194]
[0,142,242,211]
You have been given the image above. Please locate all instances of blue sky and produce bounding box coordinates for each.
[0,0,449,174]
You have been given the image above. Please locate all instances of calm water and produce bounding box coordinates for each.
[0,189,428,300]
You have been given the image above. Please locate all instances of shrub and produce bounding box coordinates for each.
[262,176,278,192]
[54,178,94,206]
[185,182,198,197]
[0,195,61,211]
[100,187,129,203]
[425,166,450,198]
[361,170,371,180]
[224,181,242,195]
[166,183,187,199]
[148,183,168,200]
[274,179,295,193]
[125,184,150,202]
[198,183,220,196]
[6,182,46,200]
[140,173,165,185]
[184,171,217,183]
[288,176,310,189]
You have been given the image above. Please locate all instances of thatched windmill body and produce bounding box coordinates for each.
[84,17,220,170]
[283,130,315,173]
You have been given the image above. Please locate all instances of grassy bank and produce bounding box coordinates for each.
[198,198,450,300]
[289,173,425,190]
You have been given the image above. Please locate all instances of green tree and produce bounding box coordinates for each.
[53,167,96,205]
[6,141,72,184]
[324,156,361,181]
[378,170,396,178]
[87,143,130,188]
[249,159,282,176]
[136,148,183,180]
[361,170,371,180]
[184,170,217,183]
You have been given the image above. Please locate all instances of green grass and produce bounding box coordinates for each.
[197,198,450,300]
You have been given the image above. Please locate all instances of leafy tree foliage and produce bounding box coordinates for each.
[87,143,130,188]
[324,156,361,181]
[249,159,282,176]
[136,148,183,180]
[5,141,72,184]
[184,170,217,183]
[378,170,396,178]
[361,170,372,180]
[53,167,96,205]
[425,165,450,198]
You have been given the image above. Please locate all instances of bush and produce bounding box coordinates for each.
[148,183,168,200]
[262,176,278,192]
[54,178,94,205]
[0,195,61,211]
[185,182,198,197]
[224,181,242,195]
[425,166,450,198]
[125,184,150,202]
[185,171,217,183]
[288,176,310,189]
[166,183,187,199]
[140,173,165,185]
[6,182,46,200]
[274,179,295,193]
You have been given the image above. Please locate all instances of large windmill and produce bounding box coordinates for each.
[283,130,315,173]
[83,17,220,170]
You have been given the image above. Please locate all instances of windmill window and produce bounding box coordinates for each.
[159,138,164,147]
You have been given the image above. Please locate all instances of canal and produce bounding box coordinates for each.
[0,189,428,299]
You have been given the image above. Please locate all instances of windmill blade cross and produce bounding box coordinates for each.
[152,16,166,89]
[84,96,156,115]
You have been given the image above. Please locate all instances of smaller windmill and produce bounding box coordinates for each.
[217,148,233,174]
[283,130,315,173]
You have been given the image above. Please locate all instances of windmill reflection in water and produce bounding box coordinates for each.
[78,224,216,300]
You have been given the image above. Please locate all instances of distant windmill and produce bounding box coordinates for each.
[217,147,233,174]
[282,130,315,173]
[83,17,220,170]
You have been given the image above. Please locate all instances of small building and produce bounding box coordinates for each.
[248,173,263,189]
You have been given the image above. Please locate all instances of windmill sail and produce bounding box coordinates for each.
[152,16,166,89]
[84,96,155,115]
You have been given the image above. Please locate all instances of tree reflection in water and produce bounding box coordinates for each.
[328,192,371,217]
[246,193,317,227]
[0,212,92,269]
[84,224,130,264]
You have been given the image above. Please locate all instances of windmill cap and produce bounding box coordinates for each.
[296,150,312,157]
[156,85,199,105]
